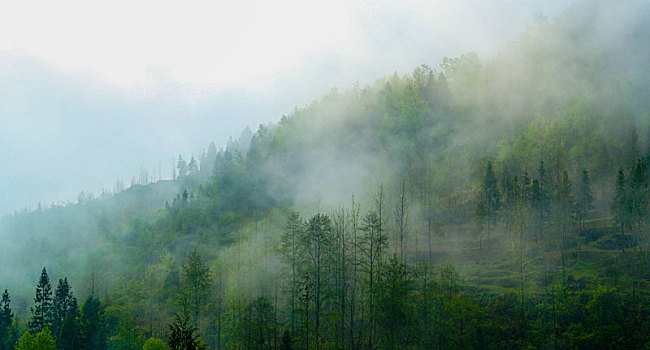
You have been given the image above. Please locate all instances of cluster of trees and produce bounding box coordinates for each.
[475,160,596,269]
[2,2,650,348]
[612,158,650,249]
[0,268,106,350]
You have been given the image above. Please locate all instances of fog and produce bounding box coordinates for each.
[0,2,649,348]
[0,0,571,214]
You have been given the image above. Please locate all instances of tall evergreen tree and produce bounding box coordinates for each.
[52,277,74,339]
[29,267,53,333]
[0,289,12,349]
[80,295,106,350]
[59,297,82,350]
[168,300,204,350]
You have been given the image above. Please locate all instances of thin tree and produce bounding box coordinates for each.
[394,181,409,261]
[576,169,594,233]
[611,168,629,252]
[182,250,212,329]
[481,160,501,249]
[279,211,303,335]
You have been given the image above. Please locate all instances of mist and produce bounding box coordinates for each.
[0,0,571,214]
[2,0,650,349]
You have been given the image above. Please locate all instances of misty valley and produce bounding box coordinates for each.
[2,1,650,349]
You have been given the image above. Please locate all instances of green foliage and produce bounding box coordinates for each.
[142,337,168,350]
[80,295,107,350]
[0,290,13,350]
[182,250,211,327]
[167,301,204,350]
[14,328,56,350]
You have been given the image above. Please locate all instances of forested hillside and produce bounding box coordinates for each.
[1,1,650,349]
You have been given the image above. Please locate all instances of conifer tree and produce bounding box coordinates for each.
[59,297,82,350]
[80,295,106,350]
[29,267,53,334]
[52,277,74,339]
[0,289,12,349]
[168,300,204,350]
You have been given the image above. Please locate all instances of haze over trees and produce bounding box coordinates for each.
[1,1,650,349]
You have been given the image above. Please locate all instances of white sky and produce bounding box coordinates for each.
[0,0,572,213]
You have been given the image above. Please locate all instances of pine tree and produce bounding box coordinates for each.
[59,297,82,350]
[29,267,53,333]
[52,277,74,339]
[168,300,204,350]
[80,295,106,350]
[0,289,13,348]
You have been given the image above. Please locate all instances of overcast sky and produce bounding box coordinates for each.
[0,0,573,214]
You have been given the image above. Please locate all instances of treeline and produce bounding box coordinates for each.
[0,268,105,350]
[76,206,649,349]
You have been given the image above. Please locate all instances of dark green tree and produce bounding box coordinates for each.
[52,277,74,339]
[29,267,53,333]
[375,254,412,349]
[59,297,82,350]
[0,289,12,350]
[80,295,106,350]
[252,296,275,350]
[168,300,204,350]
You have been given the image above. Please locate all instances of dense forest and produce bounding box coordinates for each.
[1,1,650,349]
